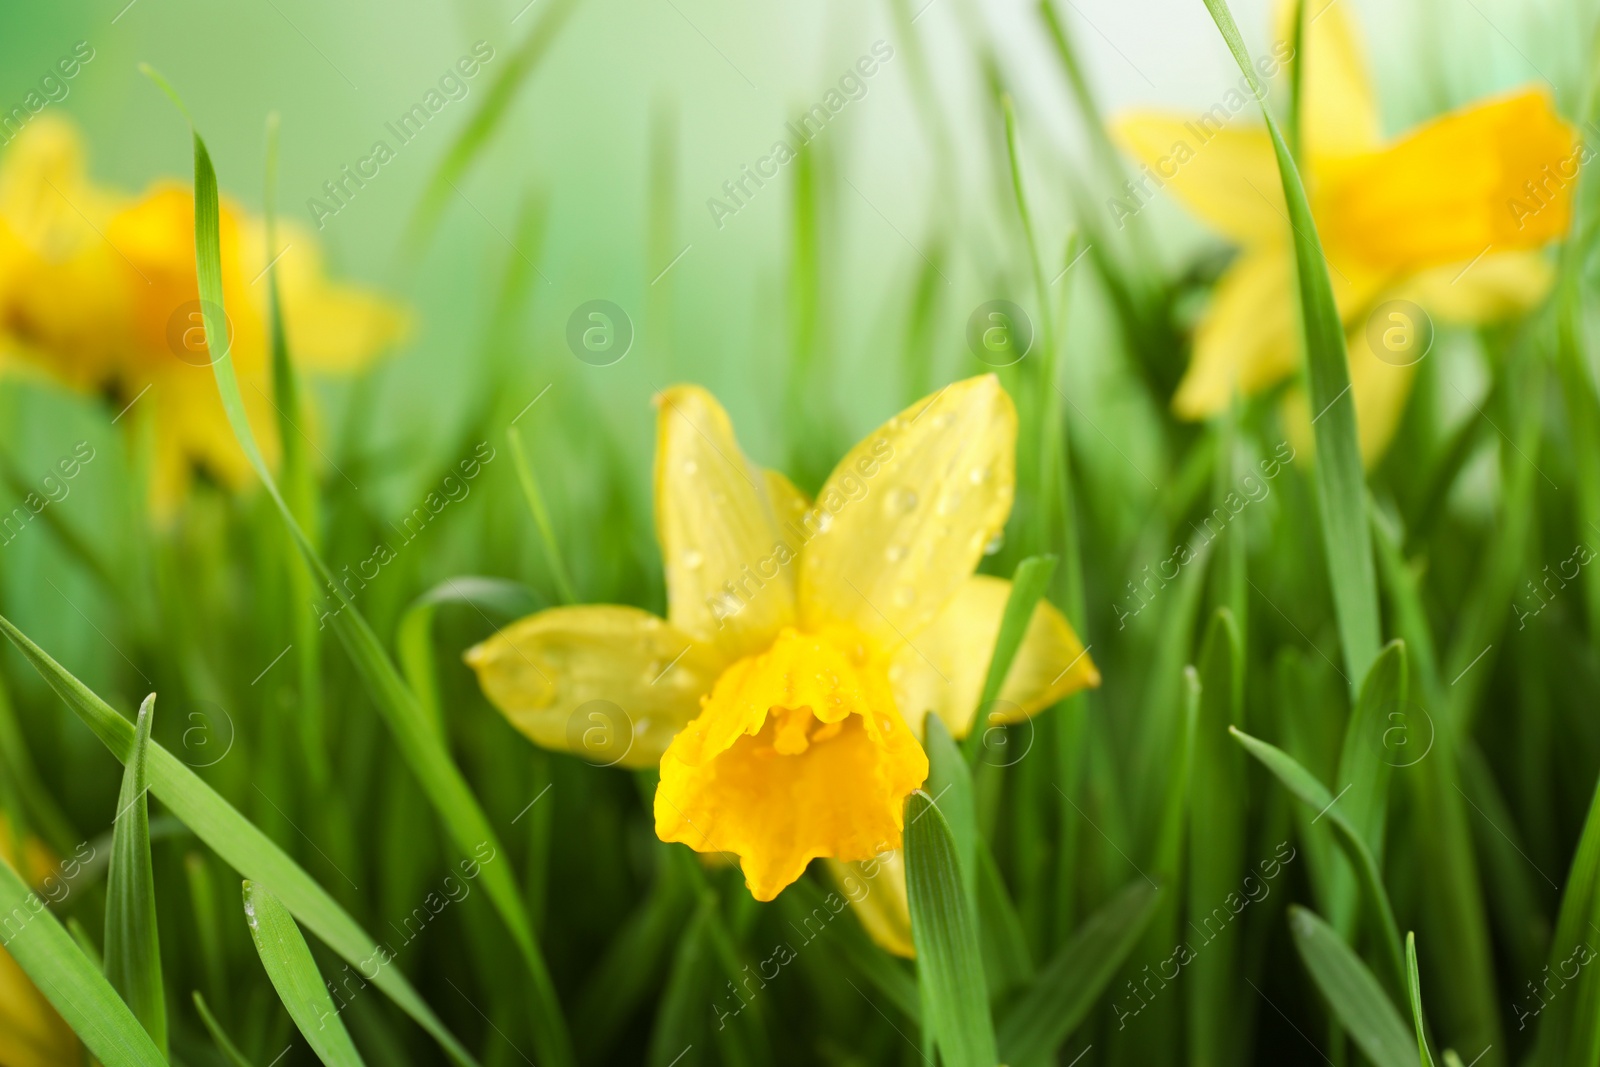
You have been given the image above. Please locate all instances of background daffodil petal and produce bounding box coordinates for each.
[0,819,80,1067]
[798,374,1015,648]
[1274,0,1380,159]
[889,574,1098,739]
[1320,88,1577,270]
[465,605,722,769]
[765,467,812,532]
[1404,250,1555,322]
[654,385,798,658]
[1175,246,1299,419]
[1110,116,1284,245]
[825,853,915,958]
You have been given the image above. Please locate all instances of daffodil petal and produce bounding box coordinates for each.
[889,575,1098,739]
[1275,0,1380,160]
[765,467,812,532]
[0,817,79,1067]
[1321,88,1579,271]
[826,852,915,958]
[1110,115,1284,245]
[655,385,798,658]
[465,605,723,769]
[1175,247,1299,419]
[798,375,1016,648]
[1403,250,1555,323]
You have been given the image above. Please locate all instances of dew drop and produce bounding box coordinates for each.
[984,531,1005,555]
[885,488,919,515]
[893,587,916,608]
[682,549,704,571]
[682,459,699,475]
[811,509,834,533]
[634,717,653,736]
[936,491,962,516]
[886,544,909,563]
[932,412,955,429]
[968,465,990,485]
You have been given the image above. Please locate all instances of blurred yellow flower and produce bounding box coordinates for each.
[1113,0,1579,461]
[0,116,406,511]
[0,815,78,1067]
[467,376,1099,906]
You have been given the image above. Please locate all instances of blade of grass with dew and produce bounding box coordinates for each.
[195,991,257,1067]
[0,611,480,1067]
[506,425,578,603]
[1231,726,1406,1001]
[397,576,541,738]
[144,67,574,1067]
[1188,609,1244,1067]
[0,851,166,1067]
[1288,905,1416,1067]
[408,0,582,249]
[104,693,166,1056]
[961,554,1057,763]
[1406,933,1438,1067]
[905,789,996,1067]
[243,881,366,1067]
[1199,0,1381,691]
[995,879,1162,1064]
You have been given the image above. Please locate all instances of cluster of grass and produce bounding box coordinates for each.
[2,0,1600,1064]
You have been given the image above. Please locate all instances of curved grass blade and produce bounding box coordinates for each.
[194,991,257,1067]
[1199,0,1381,690]
[0,611,479,1067]
[396,576,541,738]
[1531,772,1600,1065]
[0,851,166,1067]
[243,881,366,1067]
[962,554,1058,762]
[506,425,578,604]
[104,693,166,1056]
[996,878,1162,1064]
[924,713,976,909]
[143,67,574,1067]
[1289,905,1416,1067]
[1188,609,1244,1067]
[408,0,582,250]
[905,790,996,1067]
[1230,726,1406,1001]
[1407,933,1438,1067]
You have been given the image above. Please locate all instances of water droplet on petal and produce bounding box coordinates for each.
[968,465,990,485]
[811,509,834,533]
[635,717,653,736]
[893,587,916,607]
[682,459,699,475]
[885,488,918,515]
[886,544,909,563]
[932,412,955,429]
[984,531,1005,555]
[682,549,704,570]
[936,491,962,516]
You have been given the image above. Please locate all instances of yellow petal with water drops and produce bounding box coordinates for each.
[890,575,1099,740]
[1402,250,1555,324]
[655,627,928,901]
[1174,246,1299,419]
[1273,0,1380,160]
[0,817,79,1067]
[466,605,724,769]
[655,385,798,659]
[798,375,1015,649]
[1110,116,1284,245]
[826,851,915,958]
[1320,88,1579,272]
[765,467,812,532]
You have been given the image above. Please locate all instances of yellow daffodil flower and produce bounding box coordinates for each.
[468,376,1099,909]
[0,815,79,1067]
[0,116,406,511]
[1112,0,1579,460]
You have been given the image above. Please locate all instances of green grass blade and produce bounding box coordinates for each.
[1327,641,1407,927]
[962,554,1058,762]
[1406,933,1437,1067]
[1188,609,1244,1067]
[104,693,166,1056]
[1231,726,1406,1001]
[0,851,166,1067]
[904,790,996,1067]
[1198,0,1381,690]
[0,610,480,1067]
[194,991,257,1067]
[976,841,1033,998]
[506,425,578,604]
[996,879,1162,1063]
[397,577,540,739]
[1531,772,1600,1065]
[924,713,976,909]
[243,882,366,1067]
[408,0,582,249]
[1289,906,1417,1067]
[145,70,574,1067]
